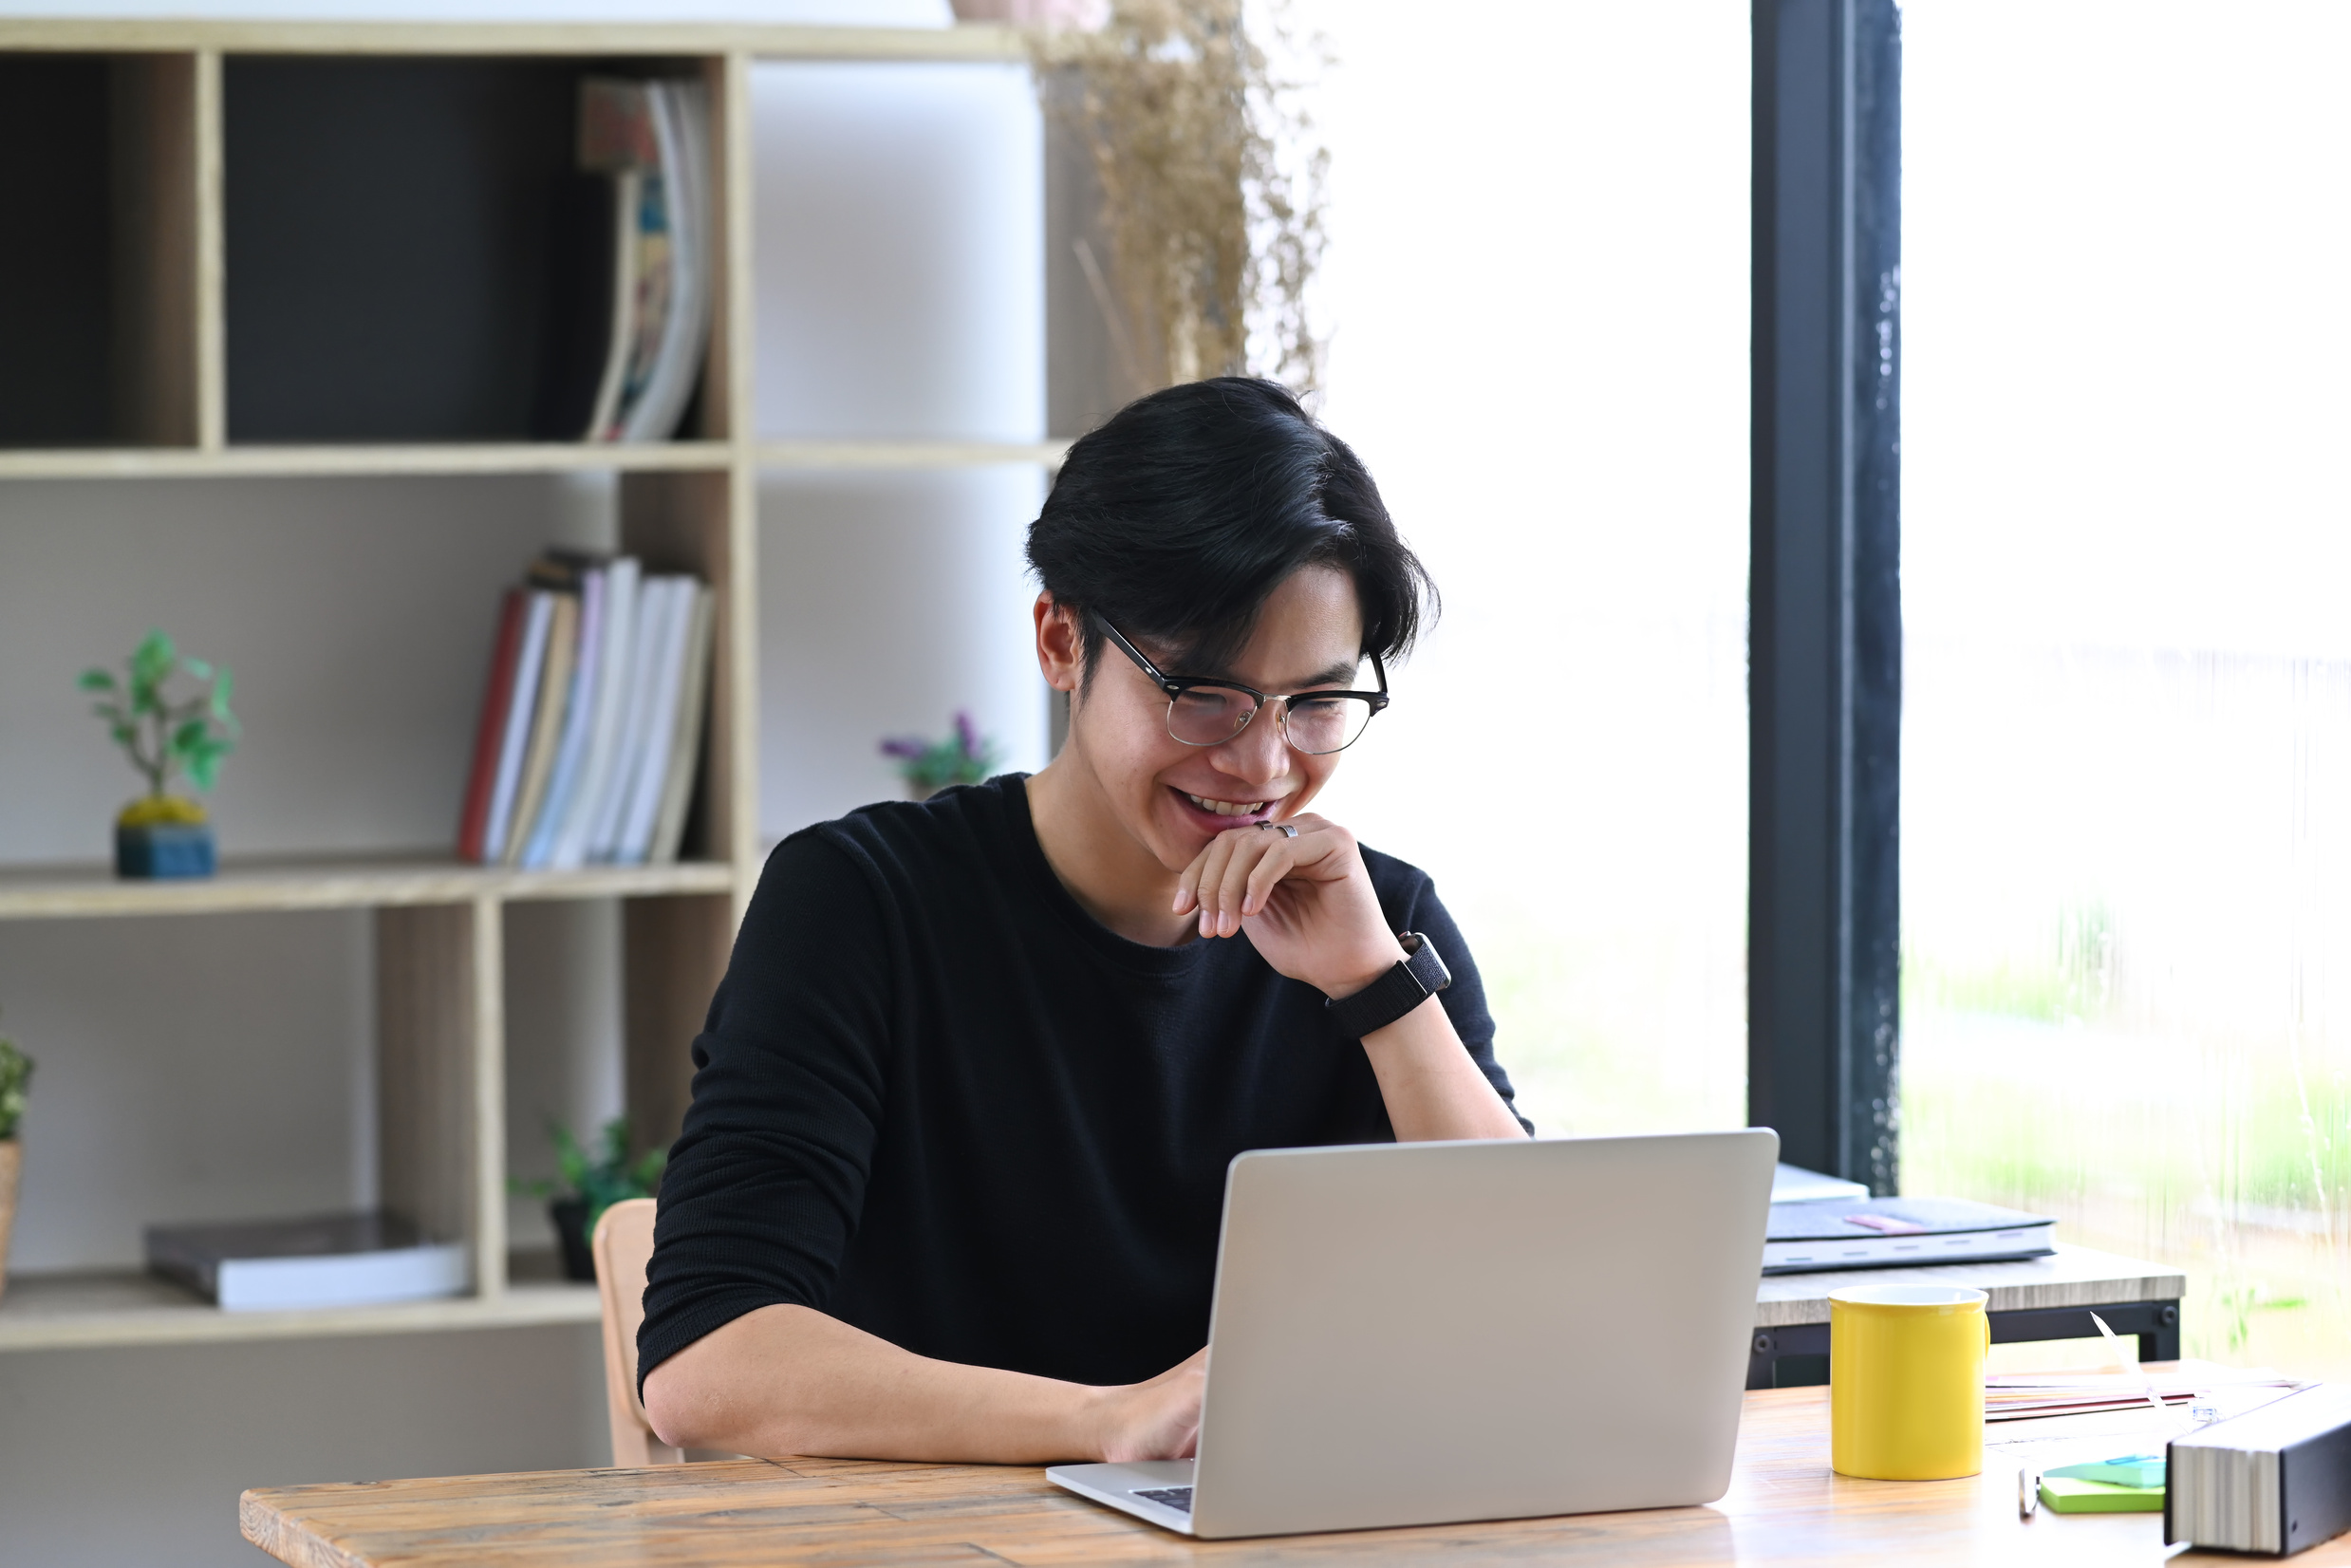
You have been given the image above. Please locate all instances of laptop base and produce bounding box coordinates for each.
[1048,1461,1198,1536]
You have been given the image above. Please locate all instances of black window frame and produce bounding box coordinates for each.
[1748,0,1903,1193]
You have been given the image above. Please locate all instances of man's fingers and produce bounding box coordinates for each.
[1172,854,1202,914]
[1218,834,1282,933]
[1184,834,1239,929]
[1181,817,1348,933]
[1176,833,1236,916]
[1203,834,1252,936]
[1241,849,1292,917]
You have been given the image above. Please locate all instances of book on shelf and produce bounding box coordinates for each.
[145,1211,467,1313]
[461,550,715,868]
[519,562,607,867]
[532,76,713,445]
[456,588,529,863]
[550,554,640,868]
[481,591,557,863]
[650,583,717,865]
[502,590,579,866]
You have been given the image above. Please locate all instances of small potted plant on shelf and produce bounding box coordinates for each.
[513,1117,665,1282]
[0,1014,33,1302]
[880,711,1002,801]
[80,629,239,879]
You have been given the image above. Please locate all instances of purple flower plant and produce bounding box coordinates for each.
[881,710,1002,793]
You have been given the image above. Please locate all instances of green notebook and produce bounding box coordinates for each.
[2047,1455,2166,1489]
[2039,1475,2166,1514]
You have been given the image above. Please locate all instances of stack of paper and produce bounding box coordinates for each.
[1987,1362,2303,1423]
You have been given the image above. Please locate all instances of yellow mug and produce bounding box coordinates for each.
[1829,1284,1990,1480]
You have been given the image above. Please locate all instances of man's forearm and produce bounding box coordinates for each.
[1359,998,1529,1142]
[644,1302,1108,1463]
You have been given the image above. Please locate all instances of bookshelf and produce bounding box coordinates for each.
[0,17,1047,1352]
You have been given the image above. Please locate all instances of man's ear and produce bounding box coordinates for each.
[1034,592,1083,694]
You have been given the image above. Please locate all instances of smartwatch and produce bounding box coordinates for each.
[1325,931,1452,1039]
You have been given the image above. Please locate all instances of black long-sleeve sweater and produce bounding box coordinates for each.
[637,773,1523,1392]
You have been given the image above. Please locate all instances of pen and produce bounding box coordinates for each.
[2090,1311,2174,1422]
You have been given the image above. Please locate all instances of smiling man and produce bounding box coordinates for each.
[638,377,1527,1466]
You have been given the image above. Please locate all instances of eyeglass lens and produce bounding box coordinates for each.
[1166,688,1376,755]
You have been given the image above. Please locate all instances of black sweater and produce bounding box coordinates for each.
[637,773,1524,1391]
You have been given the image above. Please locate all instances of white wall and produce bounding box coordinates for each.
[750,60,1053,834]
[0,44,1047,1567]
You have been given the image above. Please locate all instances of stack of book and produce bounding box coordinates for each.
[534,75,713,443]
[457,551,716,868]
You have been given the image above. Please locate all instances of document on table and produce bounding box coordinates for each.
[1987,1372,2309,1475]
[1987,1360,2302,1422]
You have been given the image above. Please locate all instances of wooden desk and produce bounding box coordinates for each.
[1752,1242,2187,1388]
[242,1383,2338,1566]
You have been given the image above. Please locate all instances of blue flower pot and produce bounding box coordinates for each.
[116,822,215,879]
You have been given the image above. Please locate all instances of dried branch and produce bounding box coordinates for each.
[1035,0,1329,399]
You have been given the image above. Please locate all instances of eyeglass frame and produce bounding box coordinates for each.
[1092,613,1391,756]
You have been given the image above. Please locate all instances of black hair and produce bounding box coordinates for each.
[1027,378,1435,684]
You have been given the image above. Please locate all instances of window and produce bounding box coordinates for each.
[1298,0,1751,1136]
[1903,0,2351,1375]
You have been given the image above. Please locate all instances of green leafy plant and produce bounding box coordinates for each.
[511,1116,665,1242]
[79,629,238,825]
[0,1014,30,1142]
[881,711,1002,794]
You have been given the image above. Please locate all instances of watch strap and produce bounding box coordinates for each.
[1326,931,1452,1039]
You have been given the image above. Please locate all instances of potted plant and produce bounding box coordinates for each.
[880,712,1002,801]
[0,1016,32,1301]
[513,1117,665,1282]
[80,629,239,879]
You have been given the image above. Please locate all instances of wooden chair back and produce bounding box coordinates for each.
[590,1198,682,1466]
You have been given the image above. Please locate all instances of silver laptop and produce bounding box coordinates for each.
[1049,1129,1779,1539]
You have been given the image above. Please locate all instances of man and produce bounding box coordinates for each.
[641,377,1526,1465]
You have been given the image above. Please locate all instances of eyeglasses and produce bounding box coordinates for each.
[1094,615,1390,756]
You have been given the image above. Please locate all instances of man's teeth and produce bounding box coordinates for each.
[1187,793,1268,817]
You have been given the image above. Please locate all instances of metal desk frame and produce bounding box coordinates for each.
[1745,1243,2187,1390]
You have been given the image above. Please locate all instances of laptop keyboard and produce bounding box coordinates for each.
[1132,1486,1194,1513]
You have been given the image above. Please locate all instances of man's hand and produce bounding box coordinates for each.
[1172,812,1528,1145]
[1172,812,1404,999]
[1089,1348,1206,1463]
